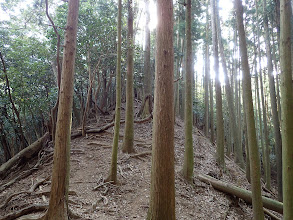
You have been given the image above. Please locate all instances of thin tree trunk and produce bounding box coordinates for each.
[147,0,175,218]
[82,49,94,136]
[106,0,122,184]
[0,52,28,151]
[182,0,194,182]
[45,0,61,144]
[122,0,135,153]
[211,0,225,169]
[204,7,210,137]
[174,17,180,118]
[234,0,264,218]
[0,122,11,162]
[253,42,265,176]
[280,0,293,218]
[42,0,79,218]
[262,0,282,195]
[216,5,244,169]
[256,2,271,189]
[142,0,152,117]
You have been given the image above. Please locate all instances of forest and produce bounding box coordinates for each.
[0,0,292,219]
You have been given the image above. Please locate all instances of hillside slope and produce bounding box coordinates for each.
[0,107,280,219]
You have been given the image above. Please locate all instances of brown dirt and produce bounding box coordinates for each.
[0,107,281,219]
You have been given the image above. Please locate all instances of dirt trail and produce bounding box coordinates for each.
[0,110,280,219]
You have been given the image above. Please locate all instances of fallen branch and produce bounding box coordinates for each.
[0,204,48,220]
[0,133,50,179]
[197,174,283,214]
[71,115,152,139]
[263,208,282,220]
[173,76,183,82]
[129,151,152,158]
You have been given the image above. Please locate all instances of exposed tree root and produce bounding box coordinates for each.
[0,191,30,209]
[129,151,152,158]
[0,204,48,220]
[0,166,39,193]
[0,151,52,193]
[29,176,50,192]
[93,180,114,191]
[0,133,50,179]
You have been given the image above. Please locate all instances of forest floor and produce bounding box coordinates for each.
[0,103,281,219]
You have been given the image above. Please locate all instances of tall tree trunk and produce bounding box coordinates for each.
[182,0,194,182]
[174,17,180,118]
[253,42,265,176]
[147,0,175,218]
[280,0,293,218]
[42,0,79,219]
[46,0,61,145]
[101,71,107,112]
[82,49,94,136]
[0,53,28,151]
[262,0,282,196]
[234,0,264,219]
[211,0,225,169]
[0,121,11,162]
[107,0,122,184]
[142,0,152,117]
[216,5,244,169]
[256,2,271,189]
[204,6,210,137]
[122,0,135,153]
[271,34,282,123]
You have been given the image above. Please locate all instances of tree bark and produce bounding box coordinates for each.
[142,0,152,118]
[147,0,175,218]
[107,0,122,184]
[235,0,264,218]
[216,4,244,169]
[204,6,210,137]
[122,0,135,153]
[255,1,271,190]
[262,0,282,195]
[42,0,79,219]
[182,0,194,182]
[82,49,94,136]
[211,0,225,169]
[0,121,11,162]
[280,0,293,218]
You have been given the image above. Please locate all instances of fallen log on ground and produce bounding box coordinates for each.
[0,132,50,179]
[71,114,152,139]
[197,173,283,214]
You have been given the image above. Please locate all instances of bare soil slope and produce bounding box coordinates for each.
[0,107,280,219]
